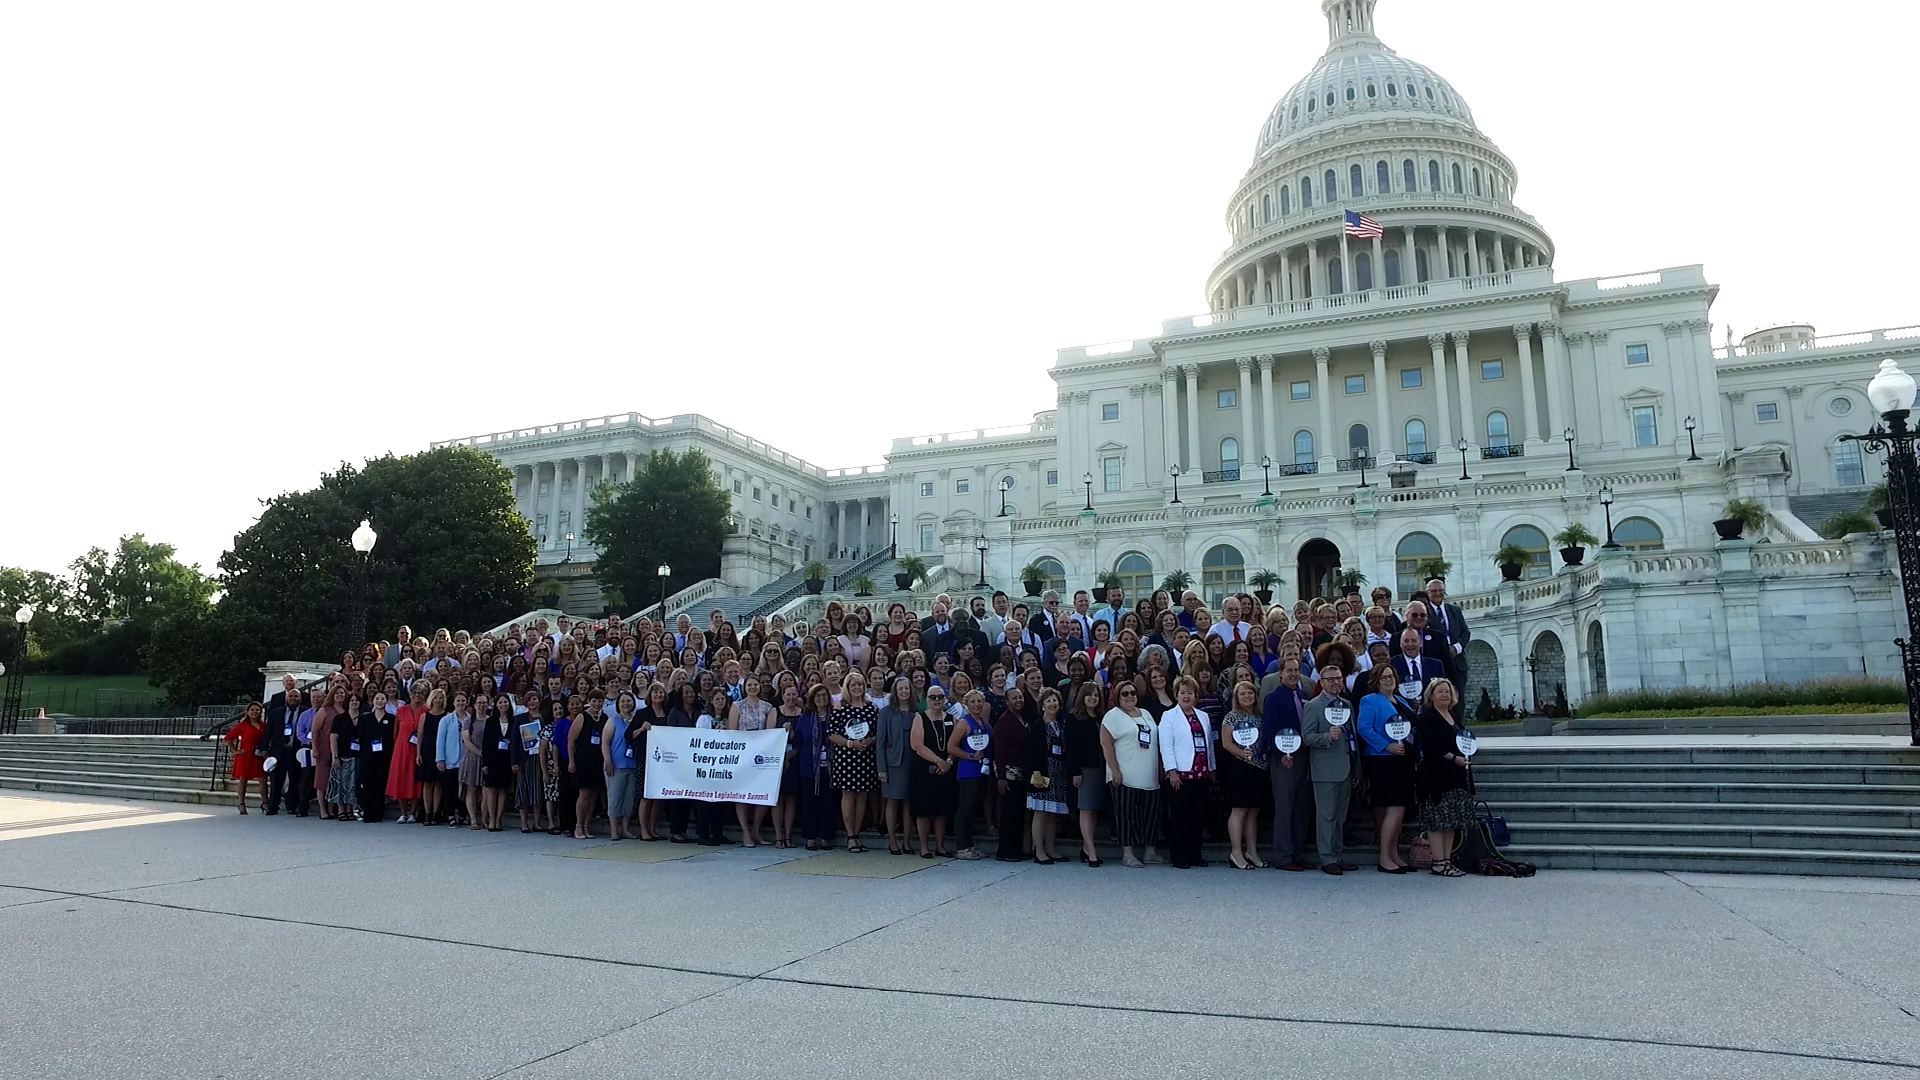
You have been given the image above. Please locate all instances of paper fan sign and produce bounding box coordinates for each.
[1455,731,1478,758]
[1273,729,1302,755]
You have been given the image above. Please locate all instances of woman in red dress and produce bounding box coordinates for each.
[222,702,268,814]
[386,682,427,821]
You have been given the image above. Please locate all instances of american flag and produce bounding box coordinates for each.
[1344,210,1383,239]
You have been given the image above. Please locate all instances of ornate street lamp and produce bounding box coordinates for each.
[1082,471,1094,512]
[889,513,898,555]
[1168,465,1182,505]
[1684,415,1701,461]
[1842,358,1920,745]
[1526,653,1540,715]
[1564,428,1578,472]
[657,563,671,614]
[974,533,990,589]
[1259,455,1274,496]
[563,531,575,563]
[998,475,1013,516]
[1,604,33,733]
[346,519,378,649]
[1356,447,1371,489]
[1598,485,1618,548]
[1457,438,1472,481]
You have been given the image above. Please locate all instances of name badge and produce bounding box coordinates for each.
[1191,733,1206,752]
[967,732,989,752]
[372,740,384,752]
[845,721,871,740]
[409,734,419,744]
[590,735,602,745]
[1050,743,1064,756]
[1136,726,1151,748]
[1325,704,1351,727]
[283,726,293,737]
[497,739,509,751]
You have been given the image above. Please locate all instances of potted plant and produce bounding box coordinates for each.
[1333,568,1368,596]
[536,581,563,609]
[1868,483,1891,528]
[600,587,625,618]
[1247,569,1281,605]
[894,554,929,592]
[802,559,830,595]
[1492,543,1532,581]
[1095,568,1124,595]
[1018,562,1049,597]
[1819,510,1878,539]
[849,574,875,597]
[1714,498,1767,541]
[1414,556,1452,584]
[1553,523,1598,567]
[1159,568,1195,595]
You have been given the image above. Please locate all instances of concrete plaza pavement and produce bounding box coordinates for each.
[2,791,1918,1079]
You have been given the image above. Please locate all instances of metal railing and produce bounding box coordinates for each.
[1402,452,1438,465]
[1337,455,1376,472]
[1202,469,1242,484]
[1277,462,1319,476]
[1481,444,1525,459]
[832,545,897,593]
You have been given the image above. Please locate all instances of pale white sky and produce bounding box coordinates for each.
[6,1,1915,575]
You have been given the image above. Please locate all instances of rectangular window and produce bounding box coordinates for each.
[804,505,813,519]
[919,524,935,552]
[955,478,970,494]
[1217,389,1237,409]
[731,480,742,494]
[1481,359,1504,380]
[539,482,550,497]
[751,487,761,502]
[1755,402,1779,422]
[1046,470,1058,486]
[1101,402,1119,421]
[919,481,934,497]
[1626,344,1651,366]
[769,493,779,508]
[1102,456,1122,492]
[1344,374,1366,395]
[1290,381,1311,401]
[1632,405,1658,447]
[1400,368,1423,389]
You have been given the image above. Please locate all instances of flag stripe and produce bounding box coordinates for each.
[1343,210,1383,239]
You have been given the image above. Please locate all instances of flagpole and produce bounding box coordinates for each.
[1339,214,1352,296]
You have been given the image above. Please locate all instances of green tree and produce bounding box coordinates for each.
[148,446,536,708]
[4,536,215,675]
[585,448,730,607]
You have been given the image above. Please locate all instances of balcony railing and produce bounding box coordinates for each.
[1402,451,1437,465]
[1481,444,1524,460]
[1336,455,1376,472]
[1202,468,1242,484]
[1277,462,1318,476]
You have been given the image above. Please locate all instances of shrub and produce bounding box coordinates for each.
[1819,510,1877,538]
[1574,677,1904,718]
[1721,498,1768,532]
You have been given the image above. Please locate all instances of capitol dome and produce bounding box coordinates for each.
[1205,0,1553,312]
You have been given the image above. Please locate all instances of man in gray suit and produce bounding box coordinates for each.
[1300,660,1358,875]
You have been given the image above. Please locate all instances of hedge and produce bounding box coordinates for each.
[1573,677,1906,718]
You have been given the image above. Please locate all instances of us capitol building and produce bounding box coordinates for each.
[436,0,1911,708]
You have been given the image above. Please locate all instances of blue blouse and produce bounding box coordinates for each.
[1357,693,1416,756]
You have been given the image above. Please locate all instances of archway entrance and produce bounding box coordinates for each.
[1531,630,1567,713]
[1297,538,1341,602]
[1463,640,1500,720]
[1586,622,1607,697]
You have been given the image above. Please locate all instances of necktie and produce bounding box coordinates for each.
[1232,625,1241,644]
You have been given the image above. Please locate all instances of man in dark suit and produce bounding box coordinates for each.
[1389,628,1443,706]
[1424,578,1469,678]
[921,599,959,658]
[1259,657,1315,872]
[1026,591,1060,643]
[262,674,304,816]
[1403,601,1460,687]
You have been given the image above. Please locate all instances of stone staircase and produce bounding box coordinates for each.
[1474,738,1920,877]
[0,735,231,806]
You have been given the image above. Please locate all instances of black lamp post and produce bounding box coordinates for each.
[1526,653,1540,715]
[1259,455,1273,496]
[563,531,575,563]
[0,604,32,733]
[656,563,671,615]
[1684,416,1701,461]
[1082,471,1094,511]
[1356,447,1371,489]
[974,534,990,588]
[889,513,898,555]
[998,475,1013,516]
[1457,438,1472,481]
[1841,358,1920,745]
[1564,428,1578,471]
[1599,485,1618,548]
[346,519,378,650]
[1168,465,1182,505]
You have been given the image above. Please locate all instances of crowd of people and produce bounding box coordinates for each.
[220,576,1486,877]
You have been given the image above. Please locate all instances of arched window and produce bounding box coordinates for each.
[1365,82,1377,99]
[1415,248,1429,282]
[1261,193,1271,223]
[1201,545,1247,606]
[1471,168,1482,196]
[1328,257,1344,294]
[1835,437,1866,486]
[1325,169,1339,200]
[1501,525,1552,579]
[1451,163,1464,193]
[1613,518,1665,552]
[1428,160,1442,191]
[1394,532,1443,601]
[1348,423,1370,459]
[1219,436,1240,477]
[1376,161,1390,192]
[1403,159,1416,191]
[1301,175,1313,208]
[1387,81,1398,98]
[1114,552,1154,596]
[1032,556,1067,595]
[1345,85,1355,102]
[1405,419,1427,456]
[1293,429,1316,467]
[1355,252,1372,291]
[1487,410,1511,449]
[1384,249,1400,287]
[1351,164,1364,196]
[1281,185,1291,215]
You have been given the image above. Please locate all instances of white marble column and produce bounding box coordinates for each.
[1258,354,1277,466]
[1514,323,1541,444]
[1687,319,1721,441]
[546,462,563,547]
[1254,261,1267,307]
[1539,321,1569,443]
[1237,357,1256,470]
[1452,332,1476,446]
[1494,234,1508,273]
[1057,392,1075,494]
[1313,347,1334,469]
[1338,232,1352,294]
[1428,333,1453,446]
[1404,226,1418,284]
[573,456,591,539]
[1370,340,1391,457]
[1371,234,1385,292]
[1183,364,1202,474]
[1279,251,1292,301]
[1161,366,1181,472]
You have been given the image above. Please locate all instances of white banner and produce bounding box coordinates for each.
[643,727,788,804]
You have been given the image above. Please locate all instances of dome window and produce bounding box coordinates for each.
[1350,164,1364,195]
[1307,97,1316,114]
[1300,176,1313,208]
[1325,169,1339,199]
[1403,159,1417,191]
[1471,168,1482,196]
[1451,163,1463,193]
[1428,160,1441,191]
[1290,105,1299,121]
[1345,85,1356,102]
[1262,194,1271,223]
[1406,82,1417,98]
[1424,85,1435,101]
[1281,185,1292,215]
[1325,90,1335,107]
[1366,82,1378,99]
[1376,160,1390,192]
[1387,82,1398,98]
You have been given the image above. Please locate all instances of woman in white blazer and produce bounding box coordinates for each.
[1156,675,1215,869]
